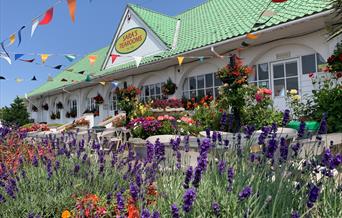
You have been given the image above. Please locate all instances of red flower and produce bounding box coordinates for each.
[339,53,342,61]
[309,72,314,78]
[336,72,342,78]
[327,55,336,64]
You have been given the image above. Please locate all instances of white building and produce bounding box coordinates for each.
[27,0,341,124]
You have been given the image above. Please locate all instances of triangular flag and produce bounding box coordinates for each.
[0,43,11,64]
[134,56,142,68]
[88,55,97,65]
[67,0,77,23]
[14,54,24,60]
[61,78,68,82]
[31,76,37,81]
[66,68,74,72]
[0,76,6,80]
[99,82,106,86]
[272,0,287,2]
[9,34,16,45]
[39,7,54,25]
[246,33,258,40]
[177,56,184,66]
[110,54,119,64]
[19,58,35,63]
[85,75,91,82]
[65,54,76,62]
[47,76,54,81]
[15,77,23,83]
[78,70,85,74]
[31,19,39,37]
[199,57,204,63]
[262,10,277,17]
[53,65,63,69]
[17,26,26,47]
[40,54,49,64]
[0,52,12,65]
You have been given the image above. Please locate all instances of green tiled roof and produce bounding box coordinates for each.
[29,0,332,97]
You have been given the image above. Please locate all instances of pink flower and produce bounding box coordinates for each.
[255,93,263,103]
[157,116,164,121]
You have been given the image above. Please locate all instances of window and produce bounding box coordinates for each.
[301,53,326,74]
[110,93,118,112]
[248,63,270,88]
[141,82,164,102]
[87,97,98,111]
[70,100,77,111]
[182,72,222,99]
[272,61,299,97]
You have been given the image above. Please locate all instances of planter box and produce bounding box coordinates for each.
[129,138,147,160]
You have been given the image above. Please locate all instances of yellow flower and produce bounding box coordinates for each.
[289,89,297,95]
[292,95,301,101]
[61,210,71,218]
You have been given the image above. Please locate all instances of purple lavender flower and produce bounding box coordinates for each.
[136,173,143,188]
[224,139,229,148]
[141,208,151,218]
[217,133,222,145]
[183,166,193,189]
[184,135,190,152]
[227,167,234,192]
[176,151,182,169]
[217,160,226,175]
[183,188,197,213]
[116,191,125,212]
[106,192,112,204]
[238,186,252,201]
[307,184,320,208]
[55,160,60,171]
[317,113,328,136]
[265,138,278,159]
[130,182,139,202]
[220,112,227,131]
[46,160,52,179]
[297,121,306,138]
[32,155,38,167]
[279,137,288,162]
[154,139,165,163]
[205,128,211,139]
[152,211,160,218]
[282,109,290,127]
[258,126,271,145]
[212,202,220,216]
[74,164,80,174]
[0,194,5,203]
[171,204,180,218]
[5,184,16,199]
[82,153,88,163]
[146,141,154,163]
[291,211,300,218]
[212,131,217,143]
[291,142,301,157]
[244,125,255,139]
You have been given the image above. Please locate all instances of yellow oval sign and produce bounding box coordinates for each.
[115,28,147,54]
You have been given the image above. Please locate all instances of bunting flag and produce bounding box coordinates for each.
[134,56,142,68]
[110,54,119,64]
[67,0,77,23]
[41,54,49,64]
[85,74,91,82]
[47,76,54,81]
[78,70,85,74]
[88,55,97,65]
[0,76,6,80]
[246,33,258,40]
[66,69,74,72]
[177,56,184,66]
[262,10,276,17]
[39,7,54,25]
[19,58,35,63]
[0,42,11,64]
[31,19,39,37]
[99,82,106,86]
[65,54,76,62]
[61,78,68,82]
[272,0,287,2]
[15,77,24,83]
[54,65,63,69]
[9,34,16,45]
[199,57,204,63]
[14,54,24,60]
[17,26,26,47]
[31,76,37,81]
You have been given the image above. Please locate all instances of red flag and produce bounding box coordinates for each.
[67,0,76,23]
[39,8,54,25]
[111,54,119,64]
[19,59,35,63]
[272,0,287,2]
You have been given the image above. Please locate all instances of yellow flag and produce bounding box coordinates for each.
[246,33,258,40]
[41,54,49,64]
[89,55,97,65]
[9,34,16,45]
[99,82,106,86]
[177,56,184,66]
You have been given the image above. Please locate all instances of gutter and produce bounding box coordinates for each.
[29,9,334,99]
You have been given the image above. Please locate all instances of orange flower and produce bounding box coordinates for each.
[61,210,71,218]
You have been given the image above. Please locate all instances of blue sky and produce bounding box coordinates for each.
[0,0,206,107]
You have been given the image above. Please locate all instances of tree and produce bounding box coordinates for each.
[2,96,30,126]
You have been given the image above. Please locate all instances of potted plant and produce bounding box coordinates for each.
[32,105,38,112]
[162,78,177,95]
[115,85,141,123]
[56,102,64,109]
[93,94,104,105]
[70,109,77,118]
[50,113,56,120]
[65,112,71,118]
[42,104,49,111]
[56,111,61,119]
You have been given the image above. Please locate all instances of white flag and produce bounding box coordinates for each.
[134,56,142,68]
[31,19,39,37]
[0,52,11,64]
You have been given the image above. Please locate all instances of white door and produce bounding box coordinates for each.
[271,59,300,111]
